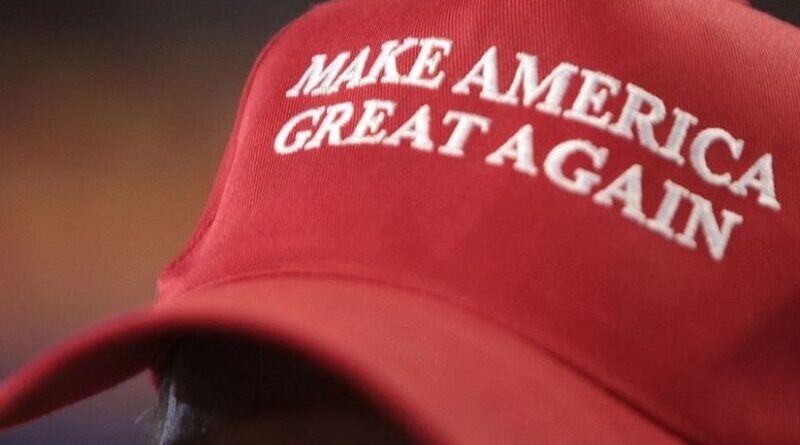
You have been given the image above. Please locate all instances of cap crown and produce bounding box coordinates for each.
[158,1,800,443]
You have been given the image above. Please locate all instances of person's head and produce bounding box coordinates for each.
[153,334,420,445]
[1,2,798,445]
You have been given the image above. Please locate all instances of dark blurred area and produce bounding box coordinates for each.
[753,0,800,25]
[0,1,795,444]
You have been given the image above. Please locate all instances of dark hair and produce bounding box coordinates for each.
[152,334,418,445]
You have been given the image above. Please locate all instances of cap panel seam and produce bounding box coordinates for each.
[158,18,306,280]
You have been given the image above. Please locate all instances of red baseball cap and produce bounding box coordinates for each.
[1,0,798,444]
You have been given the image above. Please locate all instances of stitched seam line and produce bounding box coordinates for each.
[161,22,300,275]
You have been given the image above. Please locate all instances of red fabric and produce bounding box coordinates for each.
[1,0,798,444]
[0,277,687,445]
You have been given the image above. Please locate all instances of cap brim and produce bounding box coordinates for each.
[0,276,686,445]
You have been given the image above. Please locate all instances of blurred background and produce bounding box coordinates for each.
[0,1,796,444]
[0,1,317,443]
